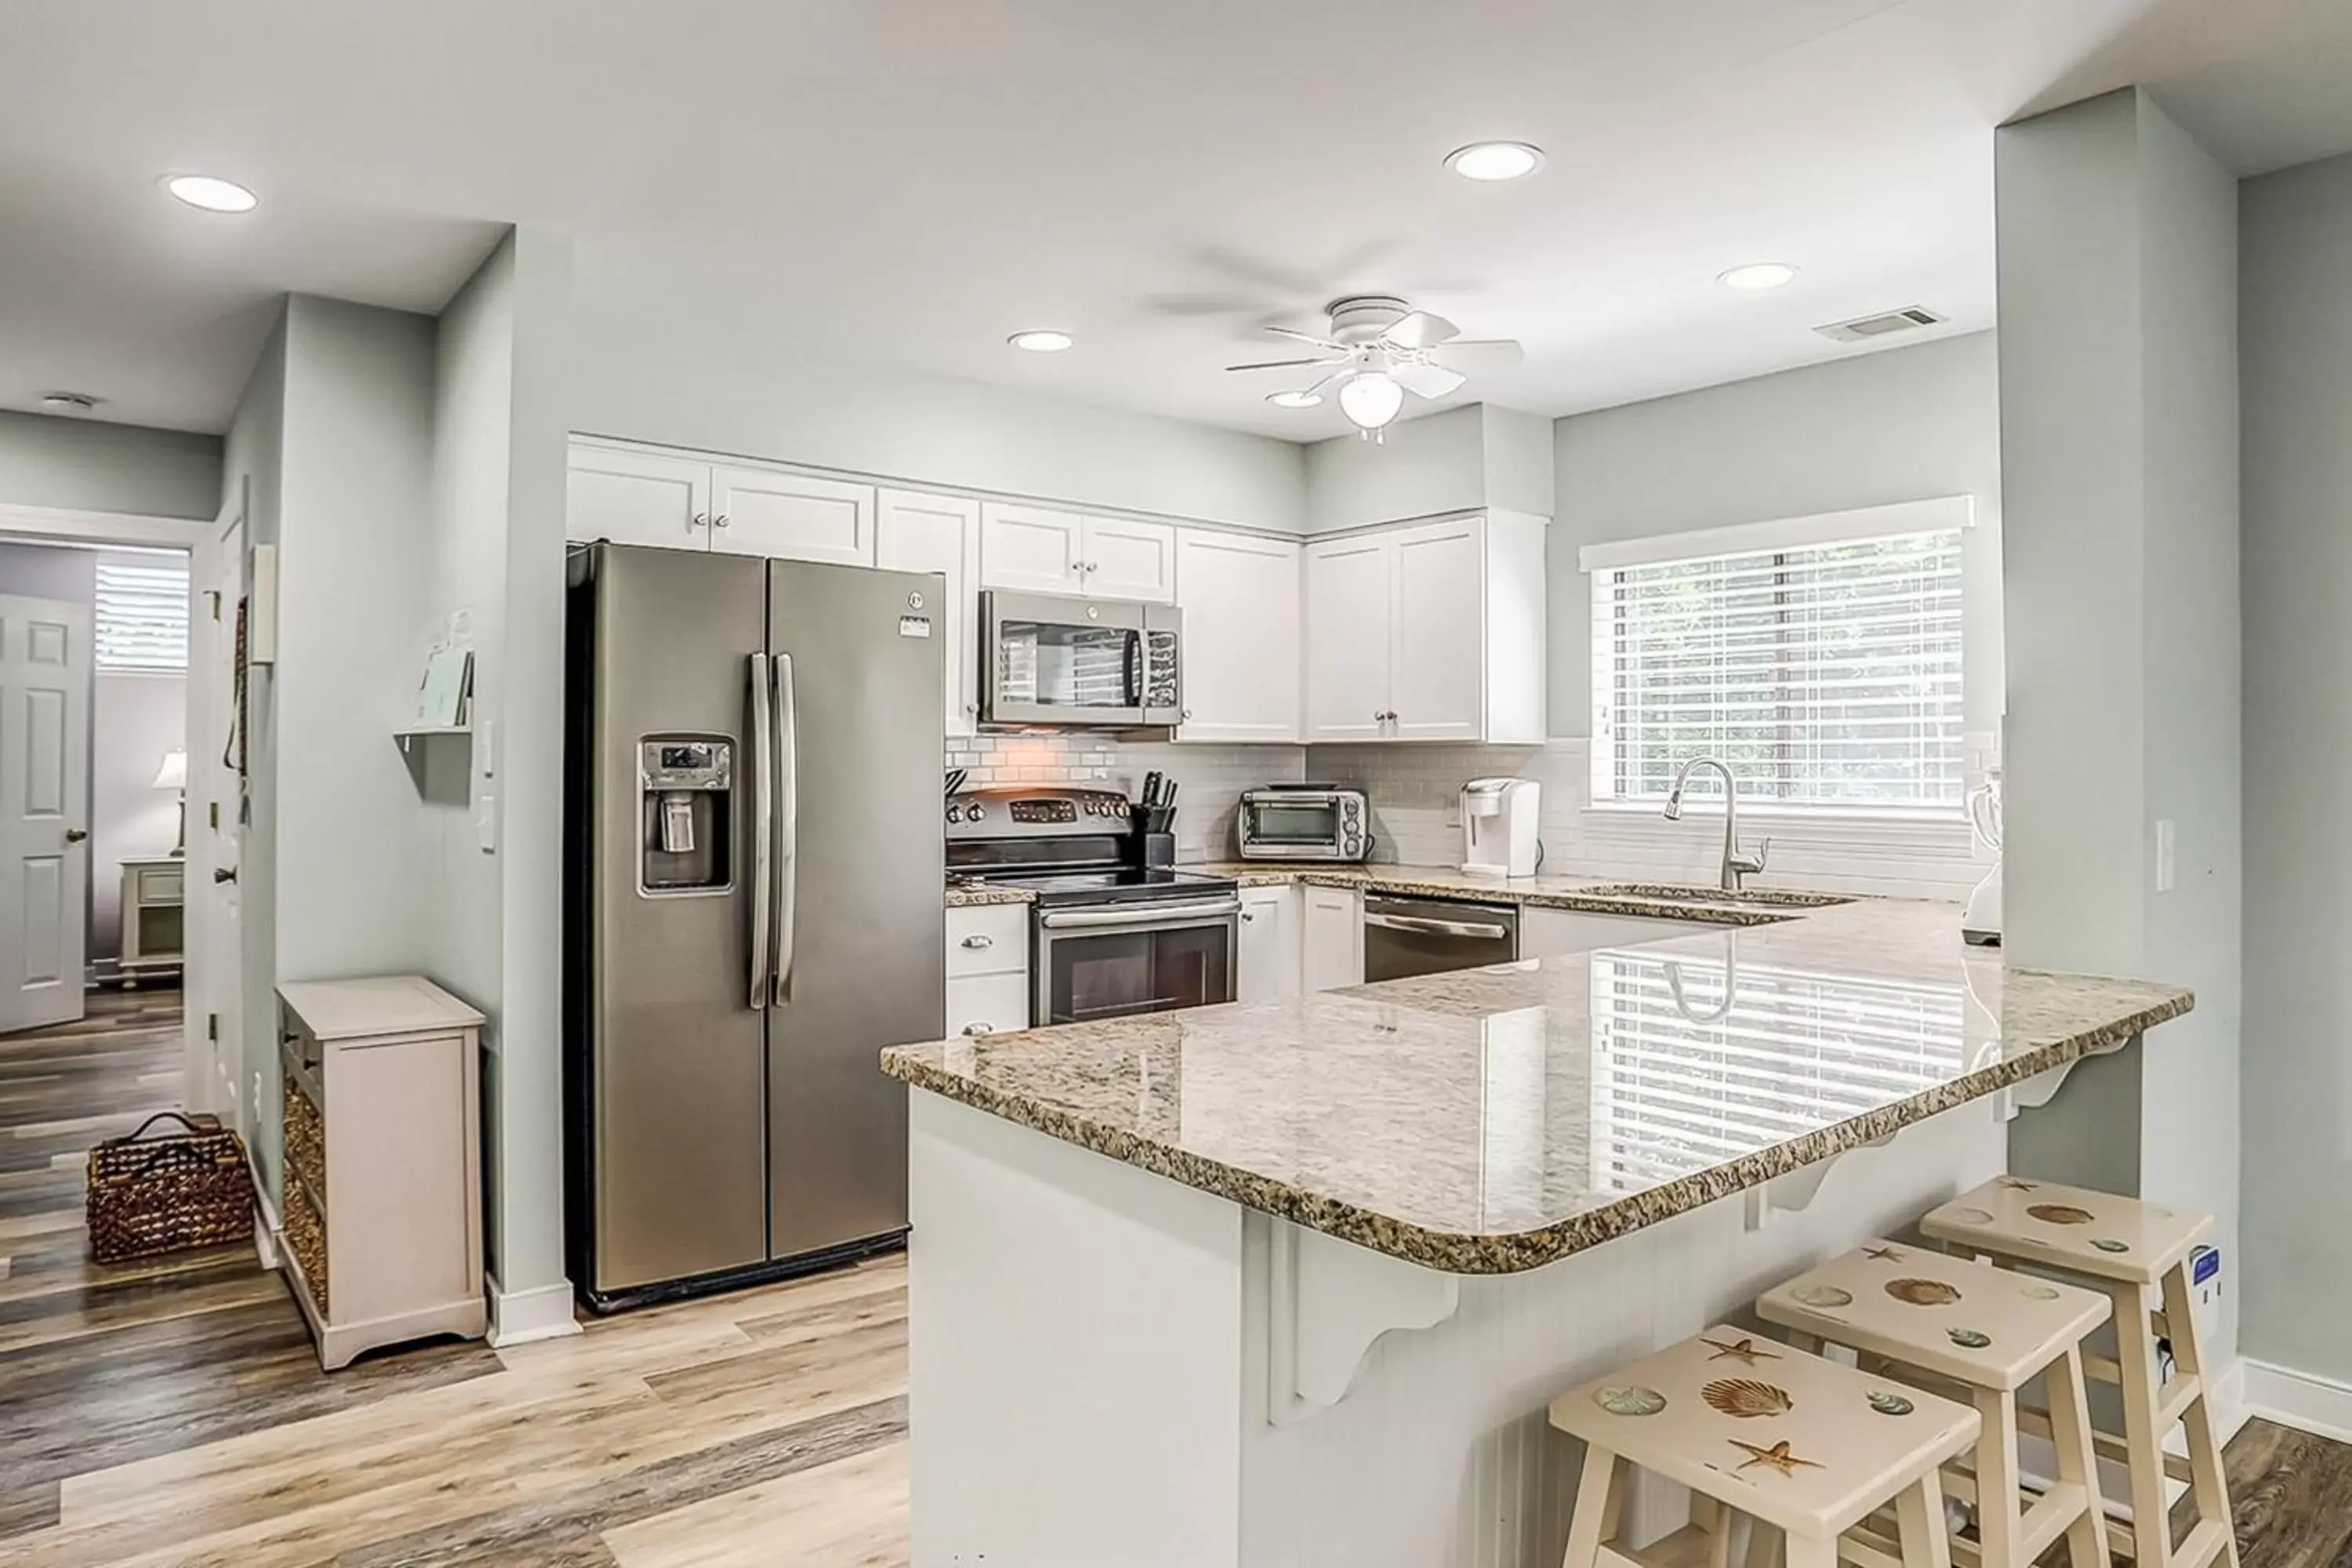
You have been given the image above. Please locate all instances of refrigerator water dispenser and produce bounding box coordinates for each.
[638,738,734,893]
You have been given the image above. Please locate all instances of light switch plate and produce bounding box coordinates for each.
[2154,818,2176,892]
[477,794,497,853]
[479,717,496,778]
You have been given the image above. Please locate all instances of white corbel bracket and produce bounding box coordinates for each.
[1265,1218,1460,1425]
[1744,1129,1900,1232]
[1992,1030,2136,1122]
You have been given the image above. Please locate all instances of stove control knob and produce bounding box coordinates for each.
[967,804,987,822]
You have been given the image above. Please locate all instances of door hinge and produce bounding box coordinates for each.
[209,801,220,829]
[207,590,222,620]
[206,1013,219,1042]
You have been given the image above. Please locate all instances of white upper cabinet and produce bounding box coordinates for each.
[1302,512,1547,744]
[1388,519,1486,742]
[876,488,982,739]
[566,444,711,550]
[978,503,1087,593]
[1081,516,1177,603]
[979,506,1174,601]
[710,466,876,566]
[1175,529,1300,743]
[1303,534,1394,742]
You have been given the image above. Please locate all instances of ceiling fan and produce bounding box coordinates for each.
[1227,295,1523,438]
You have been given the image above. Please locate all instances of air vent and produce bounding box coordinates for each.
[1813,307,1947,344]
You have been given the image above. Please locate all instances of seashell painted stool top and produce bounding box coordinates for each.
[1549,1324,1977,1540]
[1919,1176,2211,1286]
[1757,1238,2109,1391]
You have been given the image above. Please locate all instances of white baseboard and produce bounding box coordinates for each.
[2241,1356,2352,1444]
[485,1275,583,1347]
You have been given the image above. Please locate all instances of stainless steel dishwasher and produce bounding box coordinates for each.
[1362,891,1521,982]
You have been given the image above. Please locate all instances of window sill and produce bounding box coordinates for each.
[1582,800,1968,828]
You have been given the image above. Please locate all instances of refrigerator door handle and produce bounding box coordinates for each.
[748,653,773,1010]
[771,651,800,1006]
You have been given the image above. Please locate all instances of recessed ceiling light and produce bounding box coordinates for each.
[39,391,102,412]
[1266,390,1322,409]
[1444,142,1545,181]
[1007,330,1073,354]
[1718,262,1798,292]
[162,174,260,213]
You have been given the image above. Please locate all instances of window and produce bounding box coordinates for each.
[1588,518,1963,814]
[94,554,190,673]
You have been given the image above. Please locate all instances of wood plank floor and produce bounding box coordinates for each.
[0,989,908,1567]
[3,991,2347,1565]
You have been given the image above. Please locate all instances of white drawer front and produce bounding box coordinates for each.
[946,971,1029,1040]
[946,904,1029,978]
[138,866,184,904]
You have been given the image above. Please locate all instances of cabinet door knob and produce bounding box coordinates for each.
[713,513,730,528]
[691,512,708,529]
[960,934,993,949]
[965,702,979,715]
[1240,910,1255,923]
[64,827,87,844]
[962,1022,994,1036]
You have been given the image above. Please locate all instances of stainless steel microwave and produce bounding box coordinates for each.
[980,590,1183,729]
[1236,787,1371,861]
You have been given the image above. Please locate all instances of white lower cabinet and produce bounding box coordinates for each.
[1518,906,1734,960]
[946,905,1030,1038]
[1235,884,1302,1004]
[1301,885,1365,993]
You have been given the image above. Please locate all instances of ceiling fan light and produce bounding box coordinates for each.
[1338,372,1404,430]
[1444,142,1544,181]
[1267,390,1323,409]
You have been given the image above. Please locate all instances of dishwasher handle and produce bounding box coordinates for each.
[1363,912,1513,942]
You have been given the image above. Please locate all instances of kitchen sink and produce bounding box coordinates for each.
[1580,883,1854,910]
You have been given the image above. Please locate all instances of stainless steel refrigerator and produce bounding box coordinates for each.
[564,542,943,1312]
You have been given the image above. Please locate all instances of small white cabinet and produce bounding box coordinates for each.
[877,488,982,738]
[567,441,877,568]
[566,443,712,551]
[1303,512,1547,744]
[946,904,1030,1039]
[1301,885,1365,993]
[1519,907,1734,960]
[1176,529,1301,743]
[980,504,1176,603]
[710,466,876,566]
[1236,884,1303,1004]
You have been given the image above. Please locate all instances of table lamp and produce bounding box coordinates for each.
[153,750,187,857]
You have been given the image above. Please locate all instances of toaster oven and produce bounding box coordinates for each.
[1236,786,1371,862]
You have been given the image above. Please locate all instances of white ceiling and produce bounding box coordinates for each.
[3,0,2350,440]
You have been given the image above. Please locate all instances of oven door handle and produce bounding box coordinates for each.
[1364,913,1513,941]
[1038,899,1242,931]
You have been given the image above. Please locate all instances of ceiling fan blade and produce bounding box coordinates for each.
[1265,325,1348,350]
[1429,337,1524,368]
[1390,361,1467,399]
[1225,356,1345,373]
[1384,310,1460,350]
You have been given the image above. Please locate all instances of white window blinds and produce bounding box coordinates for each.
[1590,527,1963,811]
[94,557,190,673]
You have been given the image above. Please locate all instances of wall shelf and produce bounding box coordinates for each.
[393,724,471,756]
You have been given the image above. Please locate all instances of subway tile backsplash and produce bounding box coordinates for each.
[946,734,1983,899]
[946,735,1305,864]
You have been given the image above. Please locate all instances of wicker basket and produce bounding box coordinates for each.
[85,1111,256,1264]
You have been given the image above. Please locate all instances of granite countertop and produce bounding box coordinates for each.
[892,875,2194,1275]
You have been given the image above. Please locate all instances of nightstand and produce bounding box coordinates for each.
[118,855,185,987]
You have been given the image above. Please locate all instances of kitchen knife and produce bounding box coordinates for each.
[1142,770,1163,808]
[1160,779,1178,811]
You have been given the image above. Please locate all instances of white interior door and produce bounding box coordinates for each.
[0,593,92,1034]
[194,520,244,1116]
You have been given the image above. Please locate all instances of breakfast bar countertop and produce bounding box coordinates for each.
[886,884,2193,1275]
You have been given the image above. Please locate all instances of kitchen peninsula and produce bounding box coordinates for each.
[881,891,2191,1568]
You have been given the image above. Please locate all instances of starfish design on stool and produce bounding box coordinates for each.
[1997,1177,2040,1191]
[1862,1244,1904,1261]
[1730,1439,1824,1477]
[1700,1336,1782,1365]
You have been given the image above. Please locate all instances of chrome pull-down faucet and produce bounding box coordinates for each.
[1663,757,1769,893]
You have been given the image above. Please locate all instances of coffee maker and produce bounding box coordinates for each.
[1460,778,1540,877]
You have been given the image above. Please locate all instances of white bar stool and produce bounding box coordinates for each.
[1548,1324,1980,1568]
[1758,1237,2112,1568]
[1922,1178,2238,1568]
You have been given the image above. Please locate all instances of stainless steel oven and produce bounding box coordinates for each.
[980,590,1182,729]
[1236,786,1370,861]
[1033,894,1240,1025]
[1362,892,1520,982]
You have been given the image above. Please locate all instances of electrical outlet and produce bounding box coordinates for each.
[2154,818,2176,892]
[2190,1244,2223,1334]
